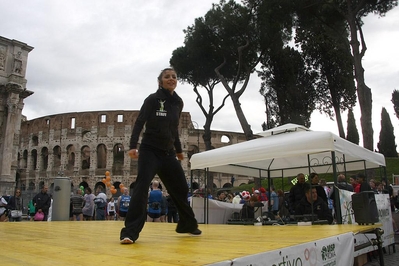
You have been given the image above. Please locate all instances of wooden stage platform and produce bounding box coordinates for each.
[1,221,378,265]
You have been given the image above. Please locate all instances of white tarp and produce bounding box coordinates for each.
[190,124,385,178]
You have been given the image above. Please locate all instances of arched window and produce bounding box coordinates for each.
[97,144,107,169]
[53,146,61,168]
[112,144,124,175]
[81,146,91,170]
[31,149,38,170]
[41,147,48,170]
[23,150,28,168]
[66,145,75,170]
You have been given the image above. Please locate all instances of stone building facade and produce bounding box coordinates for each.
[16,110,251,197]
[0,36,34,195]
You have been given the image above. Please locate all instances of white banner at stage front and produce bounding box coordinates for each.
[191,197,270,224]
[338,189,394,255]
[191,197,243,224]
[209,232,354,266]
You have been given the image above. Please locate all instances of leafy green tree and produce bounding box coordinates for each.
[346,109,360,145]
[377,107,398,157]
[331,0,397,150]
[259,46,317,128]
[294,1,357,138]
[392,89,399,119]
[170,18,231,151]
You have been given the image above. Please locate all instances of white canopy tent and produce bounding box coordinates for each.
[190,124,385,178]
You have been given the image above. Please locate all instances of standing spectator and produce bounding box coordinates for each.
[70,188,85,221]
[270,187,279,216]
[329,174,353,217]
[0,196,9,222]
[82,187,95,221]
[289,173,307,213]
[319,179,333,211]
[381,179,395,212]
[356,173,372,192]
[259,188,268,202]
[309,173,328,204]
[166,192,179,223]
[27,199,35,221]
[7,189,23,222]
[369,179,377,193]
[349,175,360,193]
[107,197,116,220]
[277,189,290,218]
[147,181,162,222]
[216,191,228,202]
[335,174,354,192]
[47,194,53,221]
[160,191,168,222]
[32,185,51,221]
[94,187,107,220]
[120,68,200,245]
[118,187,131,221]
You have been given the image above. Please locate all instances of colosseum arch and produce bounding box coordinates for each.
[31,149,37,170]
[223,183,232,188]
[66,144,75,171]
[81,146,91,170]
[32,135,39,146]
[94,182,106,193]
[112,143,124,175]
[97,144,107,169]
[40,147,49,170]
[220,134,231,144]
[21,150,28,168]
[78,181,89,190]
[53,146,61,168]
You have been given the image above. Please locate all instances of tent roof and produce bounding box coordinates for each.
[190,124,385,178]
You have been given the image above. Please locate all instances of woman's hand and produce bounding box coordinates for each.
[176,153,184,161]
[128,149,139,159]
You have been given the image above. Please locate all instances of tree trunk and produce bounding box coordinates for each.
[231,94,254,140]
[347,14,373,150]
[333,102,345,138]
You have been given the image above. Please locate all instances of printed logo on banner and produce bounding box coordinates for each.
[321,244,337,266]
[230,233,352,266]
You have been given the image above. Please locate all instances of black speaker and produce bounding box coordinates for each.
[351,191,379,225]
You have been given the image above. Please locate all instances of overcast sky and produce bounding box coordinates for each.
[1,0,398,150]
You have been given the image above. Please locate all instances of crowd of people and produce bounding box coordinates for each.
[189,171,399,228]
[1,171,399,228]
[0,179,180,223]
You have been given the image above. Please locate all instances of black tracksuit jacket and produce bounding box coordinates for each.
[129,87,183,153]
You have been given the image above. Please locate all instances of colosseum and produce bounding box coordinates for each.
[17,111,251,198]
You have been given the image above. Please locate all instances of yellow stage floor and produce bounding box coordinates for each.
[0,221,377,265]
